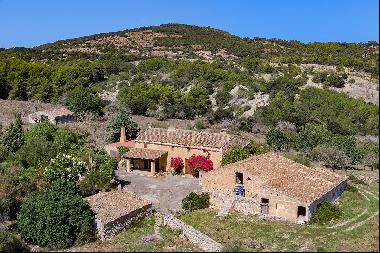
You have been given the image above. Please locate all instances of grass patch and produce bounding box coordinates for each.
[64,215,198,252]
[177,182,379,252]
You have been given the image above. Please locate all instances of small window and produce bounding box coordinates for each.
[297,206,306,217]
[261,198,269,204]
[144,143,147,148]
[247,177,251,181]
[187,147,191,153]
[235,172,243,185]
[171,146,174,151]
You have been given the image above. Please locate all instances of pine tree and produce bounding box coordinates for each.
[0,113,25,153]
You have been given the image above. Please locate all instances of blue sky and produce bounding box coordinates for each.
[0,0,378,48]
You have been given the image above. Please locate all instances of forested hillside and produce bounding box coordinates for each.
[0,24,378,151]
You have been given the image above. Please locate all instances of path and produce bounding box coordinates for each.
[325,184,379,231]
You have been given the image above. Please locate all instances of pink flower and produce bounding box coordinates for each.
[187,155,213,172]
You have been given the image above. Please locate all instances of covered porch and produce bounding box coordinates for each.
[122,148,168,175]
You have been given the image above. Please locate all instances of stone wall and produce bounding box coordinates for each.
[163,214,222,252]
[202,169,311,223]
[308,180,347,216]
[96,204,152,241]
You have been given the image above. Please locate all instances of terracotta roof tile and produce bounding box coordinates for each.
[123,147,167,160]
[222,152,347,203]
[86,190,151,223]
[136,128,249,150]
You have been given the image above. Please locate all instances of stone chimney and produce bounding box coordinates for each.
[120,127,126,143]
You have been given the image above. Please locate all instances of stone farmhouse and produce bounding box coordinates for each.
[200,152,347,223]
[121,127,249,175]
[27,107,75,124]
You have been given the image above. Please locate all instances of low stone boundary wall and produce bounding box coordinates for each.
[163,214,222,252]
[97,204,153,240]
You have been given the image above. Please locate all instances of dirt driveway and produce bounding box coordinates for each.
[115,170,202,213]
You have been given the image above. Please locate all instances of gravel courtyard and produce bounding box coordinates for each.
[115,170,202,213]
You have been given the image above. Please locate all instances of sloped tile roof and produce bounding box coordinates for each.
[87,190,151,223]
[222,152,347,203]
[136,128,249,150]
[123,147,167,160]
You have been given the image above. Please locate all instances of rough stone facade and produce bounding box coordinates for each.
[87,190,152,240]
[130,127,249,174]
[27,108,75,124]
[200,152,348,223]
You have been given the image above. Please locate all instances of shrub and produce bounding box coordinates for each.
[297,124,332,150]
[0,113,25,153]
[181,192,210,211]
[105,112,140,143]
[67,86,104,118]
[17,180,94,249]
[346,184,358,193]
[170,157,184,175]
[78,171,113,197]
[0,163,36,220]
[309,145,351,170]
[117,146,130,155]
[309,201,342,225]
[221,140,264,166]
[44,154,87,184]
[0,231,29,252]
[266,128,295,151]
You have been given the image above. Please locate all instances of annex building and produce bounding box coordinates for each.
[200,152,348,223]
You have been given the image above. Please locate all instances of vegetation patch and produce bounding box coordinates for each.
[309,201,342,225]
[182,192,210,211]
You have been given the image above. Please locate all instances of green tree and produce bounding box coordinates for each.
[105,112,140,143]
[17,180,94,249]
[297,124,333,150]
[266,128,295,151]
[182,85,211,118]
[221,140,264,166]
[67,86,104,117]
[0,114,25,153]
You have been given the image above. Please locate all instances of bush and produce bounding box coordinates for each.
[17,180,94,249]
[44,154,87,184]
[309,144,351,170]
[187,155,213,177]
[221,140,264,166]
[181,192,210,211]
[0,231,29,252]
[0,113,25,153]
[0,163,36,220]
[170,157,184,175]
[309,201,342,225]
[266,128,295,151]
[67,86,104,118]
[297,124,332,150]
[117,146,130,155]
[78,171,113,197]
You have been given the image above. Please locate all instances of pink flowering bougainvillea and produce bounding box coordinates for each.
[187,155,214,173]
[170,157,184,173]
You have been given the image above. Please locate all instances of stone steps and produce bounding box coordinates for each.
[216,196,237,217]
